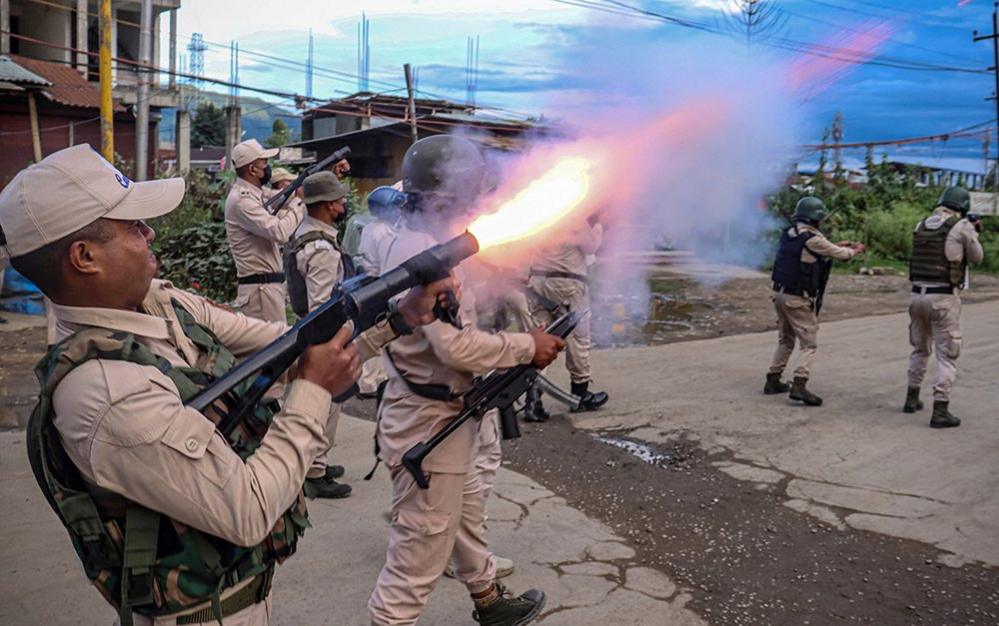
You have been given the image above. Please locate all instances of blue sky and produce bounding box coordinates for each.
[168,1,997,162]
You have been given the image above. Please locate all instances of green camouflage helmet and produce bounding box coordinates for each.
[793,196,829,224]
[938,186,971,215]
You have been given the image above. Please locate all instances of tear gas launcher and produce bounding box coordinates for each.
[402,308,586,489]
[186,231,480,437]
[263,146,351,214]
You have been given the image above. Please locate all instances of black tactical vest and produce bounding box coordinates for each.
[909,215,964,287]
[284,230,356,317]
[771,226,831,298]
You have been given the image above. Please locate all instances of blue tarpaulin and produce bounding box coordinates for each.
[1,266,46,316]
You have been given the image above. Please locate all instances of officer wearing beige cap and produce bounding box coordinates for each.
[1,145,452,625]
[225,139,304,322]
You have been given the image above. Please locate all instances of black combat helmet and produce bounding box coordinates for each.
[401,135,486,213]
[938,186,971,215]
[793,196,829,225]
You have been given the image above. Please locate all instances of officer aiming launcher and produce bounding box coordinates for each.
[402,309,586,489]
[263,146,351,214]
[188,231,479,436]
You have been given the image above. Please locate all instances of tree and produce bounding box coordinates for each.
[265,118,292,148]
[726,0,787,46]
[191,101,226,148]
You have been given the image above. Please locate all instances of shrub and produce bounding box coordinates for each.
[156,221,237,302]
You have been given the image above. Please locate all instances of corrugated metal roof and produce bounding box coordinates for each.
[10,55,124,111]
[0,55,51,87]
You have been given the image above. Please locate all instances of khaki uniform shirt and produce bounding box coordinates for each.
[225,178,305,277]
[357,218,396,276]
[793,223,857,263]
[531,222,603,276]
[911,207,984,288]
[50,280,331,548]
[293,216,344,312]
[377,226,536,474]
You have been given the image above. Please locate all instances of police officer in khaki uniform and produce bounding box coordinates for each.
[225,139,305,322]
[286,171,353,499]
[0,145,452,625]
[527,216,609,416]
[765,197,864,405]
[368,136,563,626]
[904,186,984,428]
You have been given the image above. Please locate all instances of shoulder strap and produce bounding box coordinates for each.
[290,230,338,254]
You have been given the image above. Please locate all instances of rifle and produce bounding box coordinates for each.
[263,146,351,214]
[401,309,586,489]
[187,231,479,437]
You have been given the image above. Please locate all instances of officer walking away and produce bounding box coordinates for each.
[285,171,353,498]
[765,196,865,405]
[904,186,984,428]
[0,145,452,624]
[225,139,305,322]
[527,212,609,418]
[368,135,564,626]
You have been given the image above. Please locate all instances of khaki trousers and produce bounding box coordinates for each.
[359,357,389,396]
[474,411,502,502]
[235,283,287,323]
[528,276,591,384]
[307,403,342,478]
[368,465,496,625]
[769,292,819,379]
[907,293,962,402]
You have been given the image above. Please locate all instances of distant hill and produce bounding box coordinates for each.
[159,89,302,147]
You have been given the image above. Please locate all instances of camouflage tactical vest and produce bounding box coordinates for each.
[25,300,309,625]
[909,215,964,287]
[284,230,356,318]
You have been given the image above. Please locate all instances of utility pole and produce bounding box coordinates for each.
[974,2,999,210]
[135,0,153,181]
[404,63,418,144]
[99,0,114,161]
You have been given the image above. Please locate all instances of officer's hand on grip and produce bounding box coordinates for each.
[852,242,867,254]
[298,325,361,397]
[528,326,566,368]
[396,276,459,328]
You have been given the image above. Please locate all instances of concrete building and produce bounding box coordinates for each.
[0,0,182,182]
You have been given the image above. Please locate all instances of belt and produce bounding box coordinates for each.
[911,285,956,295]
[772,283,809,297]
[175,572,271,625]
[530,270,587,282]
[237,272,285,285]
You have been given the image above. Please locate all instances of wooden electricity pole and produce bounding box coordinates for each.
[404,63,418,144]
[98,0,114,161]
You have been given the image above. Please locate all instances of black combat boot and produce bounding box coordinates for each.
[523,386,549,423]
[903,387,924,413]
[570,381,609,413]
[472,583,546,626]
[788,377,822,406]
[764,372,791,395]
[303,475,352,499]
[324,464,345,480]
[930,401,961,429]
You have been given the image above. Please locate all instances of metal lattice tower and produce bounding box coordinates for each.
[184,33,206,108]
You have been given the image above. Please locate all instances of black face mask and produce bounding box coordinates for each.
[260,164,272,186]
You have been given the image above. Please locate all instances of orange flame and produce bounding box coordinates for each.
[468,156,592,250]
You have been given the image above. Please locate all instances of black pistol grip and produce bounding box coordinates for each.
[402,442,432,489]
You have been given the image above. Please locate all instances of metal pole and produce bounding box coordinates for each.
[1,0,9,55]
[134,0,153,181]
[27,91,42,162]
[993,5,999,209]
[404,63,418,144]
[99,0,114,161]
[75,0,88,76]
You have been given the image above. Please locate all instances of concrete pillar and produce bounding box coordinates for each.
[168,9,177,90]
[176,108,190,174]
[1,0,9,55]
[76,0,88,76]
[224,105,242,169]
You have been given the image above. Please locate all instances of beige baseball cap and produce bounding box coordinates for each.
[232,139,279,169]
[270,166,296,184]
[302,171,347,204]
[0,144,185,257]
